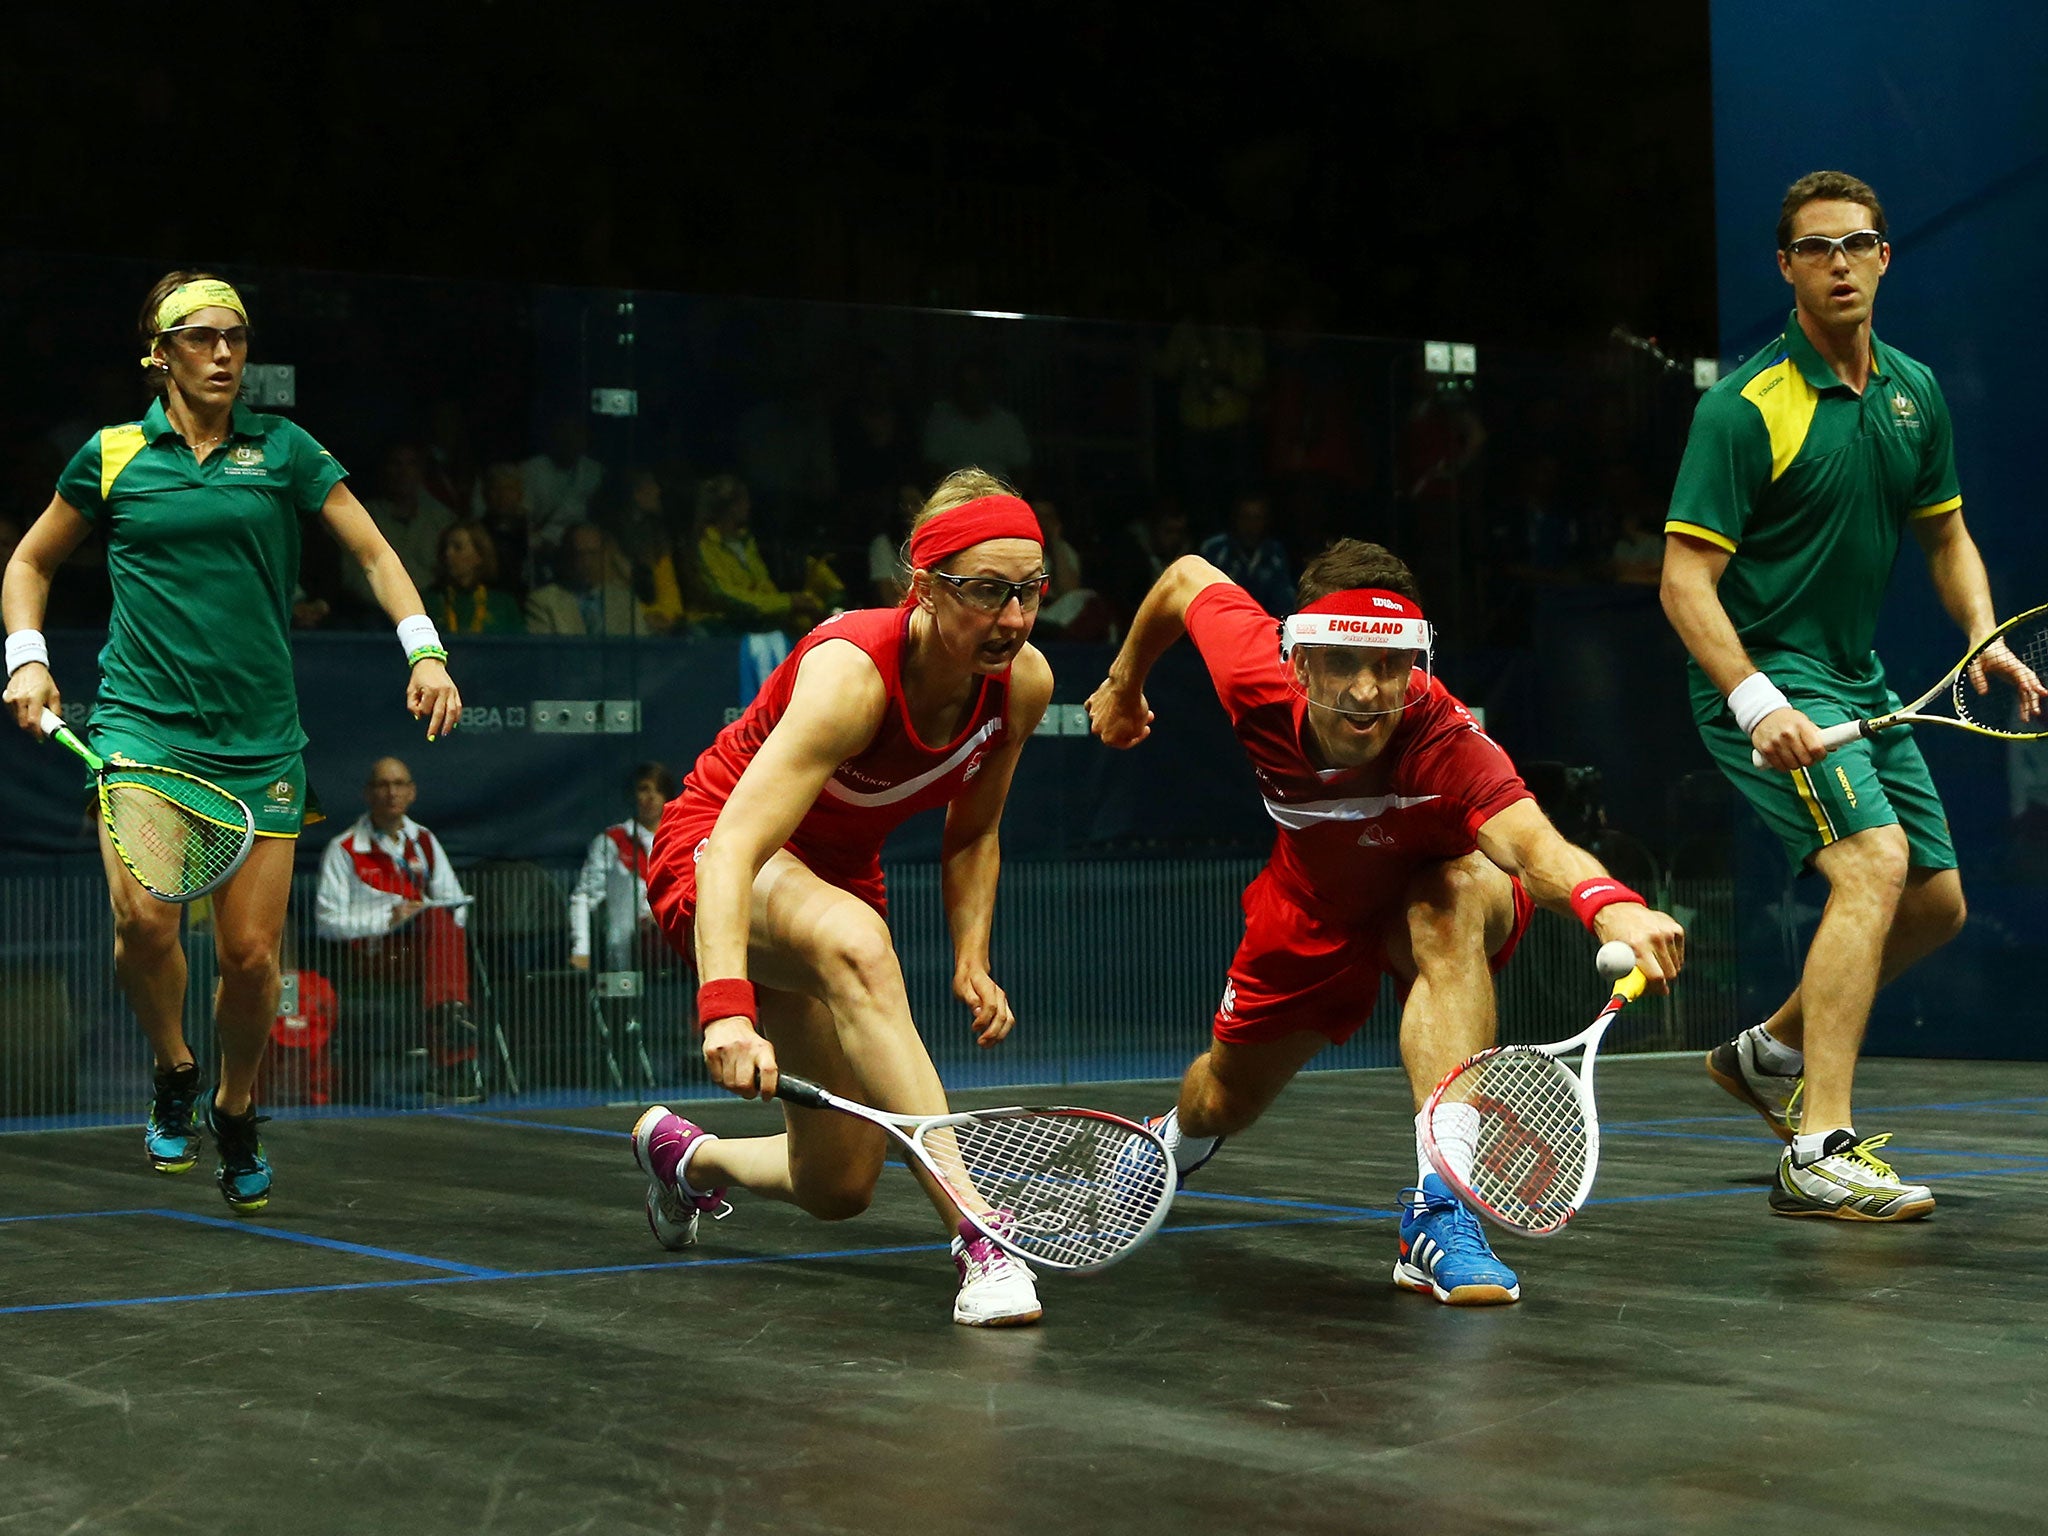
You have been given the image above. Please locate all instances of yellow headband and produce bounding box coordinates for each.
[152,279,247,336]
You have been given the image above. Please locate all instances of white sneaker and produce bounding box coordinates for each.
[950,1225,1043,1327]
[1770,1131,1934,1221]
[1705,1027,1803,1142]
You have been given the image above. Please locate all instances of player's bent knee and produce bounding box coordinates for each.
[794,1177,876,1222]
[817,916,899,1003]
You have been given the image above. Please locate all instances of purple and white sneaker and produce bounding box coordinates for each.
[950,1211,1042,1328]
[631,1105,730,1250]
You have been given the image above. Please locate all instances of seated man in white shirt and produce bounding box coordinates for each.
[314,757,481,1100]
[568,761,677,974]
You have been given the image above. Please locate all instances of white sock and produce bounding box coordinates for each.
[1792,1128,1847,1165]
[1159,1107,1218,1171]
[1416,1104,1480,1196]
[677,1134,719,1197]
[1749,1025,1803,1075]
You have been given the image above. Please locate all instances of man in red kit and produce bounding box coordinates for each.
[1087,539,1686,1304]
[314,756,480,1102]
[629,470,1058,1329]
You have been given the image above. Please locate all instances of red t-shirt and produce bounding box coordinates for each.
[675,606,1012,891]
[1184,581,1532,927]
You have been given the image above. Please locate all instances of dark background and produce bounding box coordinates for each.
[0,2,1716,351]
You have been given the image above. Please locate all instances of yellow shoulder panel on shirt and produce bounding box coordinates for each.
[1738,359,1818,483]
[1911,494,1963,519]
[98,423,149,501]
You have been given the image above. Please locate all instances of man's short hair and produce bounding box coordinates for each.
[1295,539,1422,610]
[1777,171,1887,250]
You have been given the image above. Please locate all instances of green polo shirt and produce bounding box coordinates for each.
[1666,310,1961,704]
[55,399,348,758]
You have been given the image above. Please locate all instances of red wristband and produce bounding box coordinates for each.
[695,977,757,1032]
[1568,877,1645,933]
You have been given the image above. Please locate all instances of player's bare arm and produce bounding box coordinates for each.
[1660,531,1827,770]
[939,643,1052,1047]
[1474,798,1686,992]
[694,641,887,1095]
[1086,554,1232,746]
[320,482,463,739]
[1,496,90,733]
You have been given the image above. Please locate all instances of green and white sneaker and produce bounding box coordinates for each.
[1770,1131,1933,1222]
[1705,1027,1803,1143]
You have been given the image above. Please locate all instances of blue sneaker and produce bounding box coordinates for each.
[144,1062,204,1174]
[1393,1174,1520,1305]
[204,1098,272,1214]
[1143,1109,1223,1189]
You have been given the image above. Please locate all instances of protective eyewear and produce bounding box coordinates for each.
[932,570,1051,614]
[159,324,251,354]
[1783,229,1883,263]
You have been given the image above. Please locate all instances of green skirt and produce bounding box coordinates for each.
[87,721,320,838]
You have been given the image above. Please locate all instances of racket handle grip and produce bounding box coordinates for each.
[772,1074,831,1110]
[39,707,64,736]
[1749,716,1869,768]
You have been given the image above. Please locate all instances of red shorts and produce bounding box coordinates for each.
[645,791,889,959]
[1212,864,1535,1046]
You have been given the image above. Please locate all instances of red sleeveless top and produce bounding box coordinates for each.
[662,607,1013,900]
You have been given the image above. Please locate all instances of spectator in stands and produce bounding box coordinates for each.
[522,412,605,558]
[568,761,678,972]
[1030,498,1113,642]
[923,358,1032,487]
[1597,462,1665,586]
[736,368,836,541]
[1104,496,1193,618]
[691,473,832,633]
[865,481,920,607]
[525,522,648,636]
[342,444,455,611]
[1199,490,1294,615]
[422,399,477,518]
[314,757,480,1101]
[428,522,522,634]
[477,461,535,594]
[611,467,696,635]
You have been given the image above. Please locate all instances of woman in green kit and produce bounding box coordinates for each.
[1,270,464,1211]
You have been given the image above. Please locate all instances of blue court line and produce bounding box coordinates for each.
[148,1209,510,1277]
[0,1213,1365,1317]
[0,1206,507,1278]
[435,1109,625,1139]
[9,1158,2048,1320]
[1176,1190,1399,1217]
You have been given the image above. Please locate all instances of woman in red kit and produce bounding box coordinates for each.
[629,470,1055,1328]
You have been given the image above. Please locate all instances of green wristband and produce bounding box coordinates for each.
[407,645,450,668]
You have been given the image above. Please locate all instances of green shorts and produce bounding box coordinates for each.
[1694,686,1957,876]
[87,723,319,839]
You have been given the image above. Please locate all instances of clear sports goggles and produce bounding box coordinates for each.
[1278,609,1434,719]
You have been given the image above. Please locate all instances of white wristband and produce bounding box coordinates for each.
[1728,671,1792,737]
[5,629,50,676]
[396,614,443,657]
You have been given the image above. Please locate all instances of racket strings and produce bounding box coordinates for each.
[919,1114,1171,1270]
[1956,615,2048,733]
[104,774,251,897]
[1440,1050,1591,1230]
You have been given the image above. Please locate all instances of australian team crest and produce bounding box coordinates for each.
[265,778,296,806]
[1890,392,1917,422]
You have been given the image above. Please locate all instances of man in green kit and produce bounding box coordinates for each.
[1662,170,2042,1221]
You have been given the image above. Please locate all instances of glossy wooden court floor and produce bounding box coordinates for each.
[4,1058,2043,1535]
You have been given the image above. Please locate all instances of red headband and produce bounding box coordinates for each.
[908,494,1043,574]
[1298,588,1426,621]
